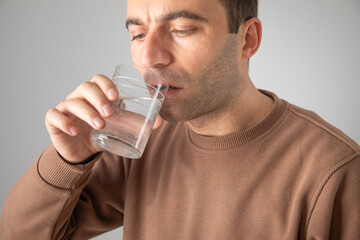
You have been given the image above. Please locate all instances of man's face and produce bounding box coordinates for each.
[126,0,242,122]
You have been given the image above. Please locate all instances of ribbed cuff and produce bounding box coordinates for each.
[37,145,102,190]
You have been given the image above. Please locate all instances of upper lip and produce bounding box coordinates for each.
[166,81,182,89]
[150,83,181,89]
[149,83,182,91]
[168,85,181,89]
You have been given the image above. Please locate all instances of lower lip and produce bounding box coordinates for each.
[165,88,182,98]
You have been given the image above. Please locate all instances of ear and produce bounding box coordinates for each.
[238,18,262,61]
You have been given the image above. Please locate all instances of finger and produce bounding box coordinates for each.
[90,74,119,101]
[67,81,114,117]
[153,115,162,130]
[45,108,79,136]
[57,98,106,130]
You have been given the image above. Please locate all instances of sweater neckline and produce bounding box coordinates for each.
[186,90,287,150]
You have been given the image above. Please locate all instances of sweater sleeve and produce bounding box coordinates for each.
[0,144,127,240]
[305,154,360,239]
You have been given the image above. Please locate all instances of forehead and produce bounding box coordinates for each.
[126,0,225,23]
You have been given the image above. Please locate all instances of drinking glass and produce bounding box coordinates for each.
[91,64,168,159]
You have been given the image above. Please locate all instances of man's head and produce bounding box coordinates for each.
[126,0,261,122]
[218,0,258,33]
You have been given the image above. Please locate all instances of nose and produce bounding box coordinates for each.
[140,31,172,69]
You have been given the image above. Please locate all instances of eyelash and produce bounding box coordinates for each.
[131,28,197,41]
[171,28,197,37]
[131,34,146,41]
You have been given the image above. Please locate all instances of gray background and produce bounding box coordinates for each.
[0,0,359,239]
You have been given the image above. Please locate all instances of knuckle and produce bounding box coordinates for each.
[67,97,80,103]
[66,91,76,100]
[91,74,106,83]
[67,97,81,105]
[56,101,65,110]
[66,82,92,99]
[56,98,79,111]
[67,98,98,119]
[47,107,57,115]
[92,75,113,88]
[79,81,93,90]
[45,108,56,121]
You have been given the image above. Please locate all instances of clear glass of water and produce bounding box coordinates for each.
[91,64,168,159]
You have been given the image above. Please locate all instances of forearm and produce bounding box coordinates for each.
[0,145,99,240]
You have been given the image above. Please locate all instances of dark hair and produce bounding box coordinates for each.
[218,0,258,33]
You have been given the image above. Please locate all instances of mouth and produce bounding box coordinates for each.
[165,85,182,98]
[168,86,179,90]
[150,84,179,91]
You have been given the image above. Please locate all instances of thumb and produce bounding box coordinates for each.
[153,115,162,130]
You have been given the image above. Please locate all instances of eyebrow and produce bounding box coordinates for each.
[126,10,208,30]
[159,10,208,22]
[125,18,144,30]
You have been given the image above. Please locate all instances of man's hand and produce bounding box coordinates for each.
[45,74,163,164]
[45,75,119,163]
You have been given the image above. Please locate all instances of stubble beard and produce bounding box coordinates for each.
[160,34,242,123]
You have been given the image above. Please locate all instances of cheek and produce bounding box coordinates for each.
[177,38,218,73]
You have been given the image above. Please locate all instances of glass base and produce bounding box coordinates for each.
[92,133,142,159]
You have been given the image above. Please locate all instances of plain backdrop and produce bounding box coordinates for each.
[0,0,359,239]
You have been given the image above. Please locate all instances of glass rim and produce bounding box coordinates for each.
[113,64,168,99]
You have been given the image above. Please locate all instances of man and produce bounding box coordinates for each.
[1,0,359,239]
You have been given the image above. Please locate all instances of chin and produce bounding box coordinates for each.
[159,112,181,122]
[159,107,185,122]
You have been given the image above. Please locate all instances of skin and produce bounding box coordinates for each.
[45,0,273,163]
[126,0,273,135]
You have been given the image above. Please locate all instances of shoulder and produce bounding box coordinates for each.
[287,103,359,152]
[277,102,360,158]
[269,100,360,182]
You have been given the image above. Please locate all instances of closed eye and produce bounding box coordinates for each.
[172,28,197,37]
[131,33,146,41]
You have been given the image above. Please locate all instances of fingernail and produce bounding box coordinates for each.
[102,103,113,116]
[93,116,105,128]
[107,88,117,100]
[70,126,78,136]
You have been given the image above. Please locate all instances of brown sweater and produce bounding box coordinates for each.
[1,91,360,240]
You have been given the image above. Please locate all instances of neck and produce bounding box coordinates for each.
[186,80,273,137]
